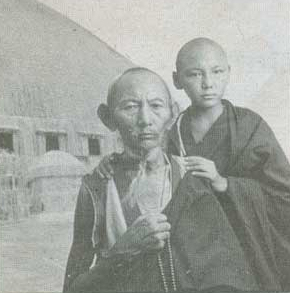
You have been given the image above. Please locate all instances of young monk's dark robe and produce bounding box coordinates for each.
[63,100,290,292]
[167,99,290,291]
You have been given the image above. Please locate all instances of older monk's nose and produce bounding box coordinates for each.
[138,105,152,127]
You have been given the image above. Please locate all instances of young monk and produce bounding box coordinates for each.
[97,38,290,291]
[170,38,290,291]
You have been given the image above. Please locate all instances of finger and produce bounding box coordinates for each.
[187,165,208,171]
[142,212,168,223]
[105,156,115,175]
[133,219,170,240]
[184,162,202,171]
[133,212,166,226]
[142,233,169,250]
[155,213,168,223]
[95,167,105,179]
[152,222,171,233]
[99,164,112,179]
[185,164,209,172]
[103,164,114,176]
[144,231,170,243]
[148,240,166,251]
[191,171,211,179]
[144,222,171,240]
[154,231,170,241]
[184,156,207,163]
[101,156,114,175]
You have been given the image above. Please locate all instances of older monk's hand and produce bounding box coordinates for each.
[109,213,170,258]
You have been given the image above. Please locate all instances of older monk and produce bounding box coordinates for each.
[63,68,178,292]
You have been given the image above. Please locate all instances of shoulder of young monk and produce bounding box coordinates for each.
[224,99,264,125]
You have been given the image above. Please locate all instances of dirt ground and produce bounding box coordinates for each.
[0,212,74,292]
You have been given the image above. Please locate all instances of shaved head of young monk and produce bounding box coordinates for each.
[173,38,230,110]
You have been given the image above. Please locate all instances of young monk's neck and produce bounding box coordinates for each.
[190,102,224,123]
[188,102,224,143]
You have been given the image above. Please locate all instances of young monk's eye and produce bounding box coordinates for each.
[213,69,224,74]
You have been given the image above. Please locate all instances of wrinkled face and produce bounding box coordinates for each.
[112,72,172,153]
[176,45,230,109]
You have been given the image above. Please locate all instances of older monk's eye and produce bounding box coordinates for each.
[123,104,139,111]
[150,102,164,110]
[186,71,202,78]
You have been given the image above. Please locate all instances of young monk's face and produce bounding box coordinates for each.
[112,72,172,153]
[175,42,230,109]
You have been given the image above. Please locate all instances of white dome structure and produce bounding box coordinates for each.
[28,151,87,180]
[27,151,87,212]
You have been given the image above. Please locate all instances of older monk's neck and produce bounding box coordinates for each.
[124,146,166,172]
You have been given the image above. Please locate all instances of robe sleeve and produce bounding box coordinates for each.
[63,182,95,292]
[222,118,290,290]
[63,179,136,293]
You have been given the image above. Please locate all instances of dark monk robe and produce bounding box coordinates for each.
[63,156,175,293]
[167,99,290,291]
[63,99,290,292]
[64,154,256,293]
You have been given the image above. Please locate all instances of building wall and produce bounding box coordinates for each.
[0,114,118,176]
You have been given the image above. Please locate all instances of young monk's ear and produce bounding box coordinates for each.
[172,71,182,90]
[97,103,117,131]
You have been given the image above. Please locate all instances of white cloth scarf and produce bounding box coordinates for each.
[105,156,172,250]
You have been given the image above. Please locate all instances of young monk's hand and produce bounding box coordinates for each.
[109,213,171,257]
[95,154,115,179]
[184,156,228,193]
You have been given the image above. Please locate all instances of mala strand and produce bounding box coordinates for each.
[158,253,169,293]
[157,238,177,292]
[167,238,177,291]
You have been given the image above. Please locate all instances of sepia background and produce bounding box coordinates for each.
[0,0,289,292]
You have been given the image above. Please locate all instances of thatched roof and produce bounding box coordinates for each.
[0,0,134,122]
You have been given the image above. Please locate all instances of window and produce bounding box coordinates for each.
[46,134,59,152]
[0,132,13,152]
[88,137,100,156]
[36,131,67,155]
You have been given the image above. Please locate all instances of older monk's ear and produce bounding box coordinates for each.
[167,101,180,129]
[172,71,182,90]
[172,101,180,120]
[97,103,117,131]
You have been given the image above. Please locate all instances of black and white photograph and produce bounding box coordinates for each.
[0,0,290,292]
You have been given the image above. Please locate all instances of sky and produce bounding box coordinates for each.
[37,0,289,100]
[37,0,290,153]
